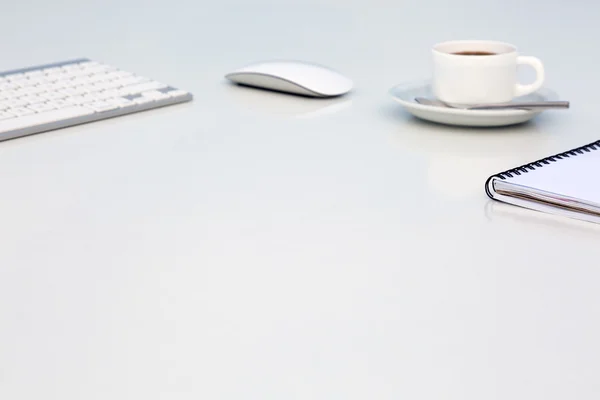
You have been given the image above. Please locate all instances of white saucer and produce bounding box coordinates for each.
[389,81,558,127]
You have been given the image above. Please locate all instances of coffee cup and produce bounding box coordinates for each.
[432,40,544,105]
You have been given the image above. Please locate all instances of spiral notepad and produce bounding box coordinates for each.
[485,140,600,224]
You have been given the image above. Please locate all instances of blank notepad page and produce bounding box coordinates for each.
[504,149,600,204]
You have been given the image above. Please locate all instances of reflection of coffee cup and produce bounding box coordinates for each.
[432,40,544,105]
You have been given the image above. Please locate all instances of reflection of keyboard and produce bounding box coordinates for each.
[0,58,193,141]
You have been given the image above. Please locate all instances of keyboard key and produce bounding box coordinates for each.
[4,98,29,108]
[0,106,94,134]
[71,76,93,86]
[54,73,74,81]
[59,88,80,97]
[83,93,101,102]
[9,107,35,116]
[110,78,129,88]
[0,82,19,90]
[95,89,119,100]
[70,69,93,78]
[80,65,100,73]
[48,82,70,91]
[90,81,113,91]
[89,74,108,83]
[78,61,100,68]
[5,73,24,81]
[86,84,105,93]
[25,70,43,78]
[84,65,116,75]
[1,90,19,98]
[131,96,154,105]
[61,64,82,72]
[45,67,65,75]
[120,81,167,96]
[29,86,48,95]
[10,78,29,87]
[43,67,62,74]
[84,101,119,112]
[41,92,67,101]
[73,86,93,95]
[28,102,56,112]
[109,97,134,107]
[42,76,60,84]
[51,99,71,109]
[39,75,59,84]
[105,71,132,80]
[0,111,16,120]
[116,76,149,87]
[25,77,47,86]
[20,94,44,104]
[70,79,88,88]
[164,89,190,98]
[141,90,169,100]
[15,86,39,96]
[66,95,90,105]
[36,83,54,93]
[36,82,54,91]
[103,80,124,89]
[11,77,31,87]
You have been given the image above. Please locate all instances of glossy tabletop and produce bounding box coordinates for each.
[1,0,600,399]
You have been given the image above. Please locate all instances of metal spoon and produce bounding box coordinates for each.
[414,97,570,110]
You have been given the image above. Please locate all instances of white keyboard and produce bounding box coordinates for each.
[0,58,192,141]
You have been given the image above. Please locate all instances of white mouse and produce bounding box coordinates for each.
[225,60,353,98]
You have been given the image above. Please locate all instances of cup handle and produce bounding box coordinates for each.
[514,56,545,97]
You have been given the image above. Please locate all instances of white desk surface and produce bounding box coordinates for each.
[1,0,600,399]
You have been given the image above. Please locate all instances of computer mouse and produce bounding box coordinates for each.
[225,60,353,98]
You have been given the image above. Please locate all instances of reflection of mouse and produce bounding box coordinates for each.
[225,60,353,98]
[226,83,353,118]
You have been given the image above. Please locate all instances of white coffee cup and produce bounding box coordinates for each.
[432,40,544,105]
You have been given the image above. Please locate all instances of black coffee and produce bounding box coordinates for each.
[452,51,497,56]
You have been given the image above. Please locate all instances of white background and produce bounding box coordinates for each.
[0,0,599,399]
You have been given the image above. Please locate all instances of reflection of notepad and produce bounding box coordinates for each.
[485,140,600,224]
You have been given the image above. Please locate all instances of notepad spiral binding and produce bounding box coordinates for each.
[494,140,600,180]
[485,139,600,198]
